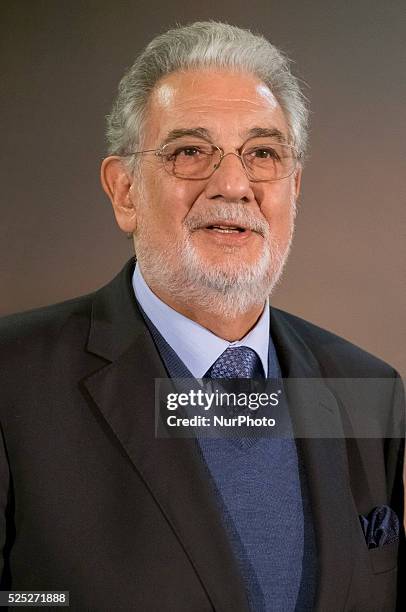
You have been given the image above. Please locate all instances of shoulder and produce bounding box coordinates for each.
[0,259,135,365]
[0,293,94,358]
[0,293,101,413]
[271,307,399,378]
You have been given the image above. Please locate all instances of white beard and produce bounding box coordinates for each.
[134,201,296,319]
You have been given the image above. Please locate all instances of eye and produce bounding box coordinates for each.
[178,147,201,157]
[166,146,205,161]
[250,147,281,160]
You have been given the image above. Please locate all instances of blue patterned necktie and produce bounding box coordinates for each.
[203,348,265,445]
[205,346,264,379]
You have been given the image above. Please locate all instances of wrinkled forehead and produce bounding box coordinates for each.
[144,69,290,145]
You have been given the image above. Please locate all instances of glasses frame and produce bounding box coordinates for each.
[123,139,301,183]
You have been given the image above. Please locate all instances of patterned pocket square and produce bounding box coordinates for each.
[359,504,399,549]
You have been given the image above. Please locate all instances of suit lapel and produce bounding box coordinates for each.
[82,260,249,612]
[270,307,357,611]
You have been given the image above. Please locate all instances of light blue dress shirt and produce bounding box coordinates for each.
[132,263,270,377]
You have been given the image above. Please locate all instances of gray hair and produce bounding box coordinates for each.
[106,21,309,169]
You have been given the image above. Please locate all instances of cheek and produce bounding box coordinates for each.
[140,172,205,235]
[256,184,296,247]
[256,182,296,222]
[149,174,205,218]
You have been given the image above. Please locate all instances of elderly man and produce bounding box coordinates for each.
[0,21,404,612]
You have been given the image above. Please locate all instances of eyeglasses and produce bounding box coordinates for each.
[123,138,300,182]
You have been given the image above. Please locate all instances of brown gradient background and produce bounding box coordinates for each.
[1,0,405,377]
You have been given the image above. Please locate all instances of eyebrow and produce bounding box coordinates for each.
[161,128,212,146]
[245,127,287,142]
[160,126,288,147]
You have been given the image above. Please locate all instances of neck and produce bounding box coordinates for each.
[145,282,265,341]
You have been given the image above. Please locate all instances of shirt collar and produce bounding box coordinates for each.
[132,263,270,378]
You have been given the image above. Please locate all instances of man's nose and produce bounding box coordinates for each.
[204,152,253,202]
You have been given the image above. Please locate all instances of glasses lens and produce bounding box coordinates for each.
[162,141,219,179]
[242,140,297,181]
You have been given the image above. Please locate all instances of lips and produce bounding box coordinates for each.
[198,220,253,233]
[206,224,246,233]
[186,210,267,238]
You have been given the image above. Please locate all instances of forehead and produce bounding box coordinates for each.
[145,69,290,145]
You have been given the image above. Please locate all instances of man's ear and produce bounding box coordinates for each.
[100,156,137,234]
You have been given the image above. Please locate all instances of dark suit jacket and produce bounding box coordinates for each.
[0,259,404,611]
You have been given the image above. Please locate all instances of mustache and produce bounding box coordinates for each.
[184,204,269,237]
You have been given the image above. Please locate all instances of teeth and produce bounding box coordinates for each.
[209,225,244,233]
[213,227,239,233]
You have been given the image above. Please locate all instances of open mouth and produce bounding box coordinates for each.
[205,225,246,234]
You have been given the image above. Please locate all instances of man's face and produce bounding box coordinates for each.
[131,69,301,316]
